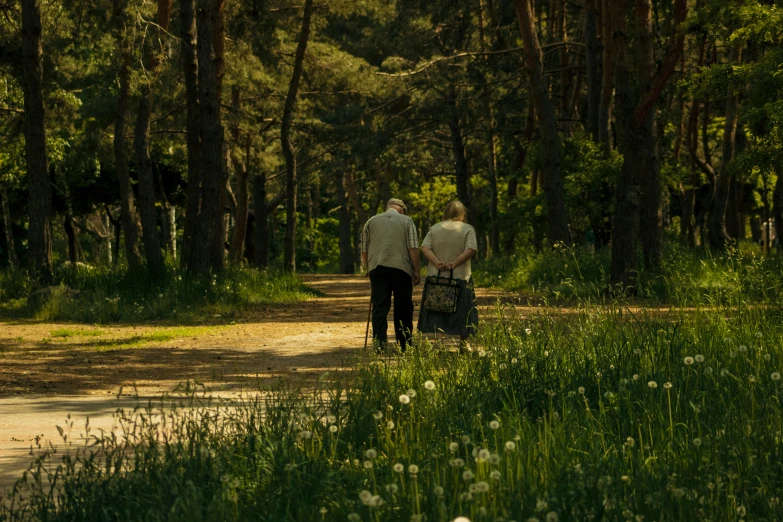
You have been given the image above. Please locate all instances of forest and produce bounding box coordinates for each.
[0,0,779,290]
[3,0,783,521]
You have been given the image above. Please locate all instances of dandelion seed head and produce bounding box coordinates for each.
[490,470,502,480]
[363,461,373,469]
[450,458,465,467]
[536,499,549,511]
[664,382,673,389]
[489,453,500,464]
[327,415,337,424]
[449,442,459,453]
[626,436,635,447]
[365,449,377,460]
[408,464,419,474]
[476,481,489,493]
[393,463,404,473]
[695,354,704,363]
[407,389,417,398]
[489,420,500,430]
[647,381,658,389]
[372,411,383,420]
[434,486,444,496]
[387,420,395,429]
[739,345,747,353]
[693,438,702,447]
[329,425,338,433]
[525,328,532,335]
[299,430,313,439]
[462,470,474,481]
[424,380,435,390]
[621,475,630,483]
[461,435,471,444]
[505,441,516,451]
[772,372,781,381]
[478,449,491,460]
[385,483,398,494]
[359,490,372,504]
[320,507,327,515]
[633,374,639,381]
[478,349,487,357]
[684,356,694,366]
[511,357,518,363]
[399,394,411,404]
[545,511,559,522]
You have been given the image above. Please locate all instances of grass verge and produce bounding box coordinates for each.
[0,265,319,324]
[3,303,783,521]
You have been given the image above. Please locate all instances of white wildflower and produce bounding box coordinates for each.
[424,380,435,390]
[399,394,411,404]
[489,420,500,430]
[505,441,516,451]
[683,356,694,366]
[394,463,404,473]
[408,464,419,474]
[647,381,657,389]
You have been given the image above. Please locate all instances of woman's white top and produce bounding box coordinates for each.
[421,220,478,281]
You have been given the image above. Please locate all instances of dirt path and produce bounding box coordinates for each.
[0,275,522,493]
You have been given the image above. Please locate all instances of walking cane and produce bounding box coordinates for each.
[364,297,373,351]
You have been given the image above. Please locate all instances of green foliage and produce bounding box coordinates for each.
[0,264,317,323]
[6,308,783,521]
[473,244,783,304]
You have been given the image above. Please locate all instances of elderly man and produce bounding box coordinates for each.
[361,198,421,352]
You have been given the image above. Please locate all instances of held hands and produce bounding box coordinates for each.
[413,273,421,286]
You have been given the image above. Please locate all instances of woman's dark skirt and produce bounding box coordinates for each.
[417,278,479,338]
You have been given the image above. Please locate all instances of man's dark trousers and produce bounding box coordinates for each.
[370,265,414,351]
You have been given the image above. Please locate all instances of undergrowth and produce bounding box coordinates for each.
[3,303,783,521]
[0,264,318,323]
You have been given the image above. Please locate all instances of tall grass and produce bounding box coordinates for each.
[474,243,783,304]
[0,265,317,323]
[4,303,783,521]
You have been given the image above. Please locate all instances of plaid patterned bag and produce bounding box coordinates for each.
[422,269,460,313]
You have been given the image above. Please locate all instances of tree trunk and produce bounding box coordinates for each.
[445,87,471,209]
[132,0,171,273]
[252,172,269,268]
[598,0,614,153]
[337,173,354,274]
[185,0,228,273]
[280,0,313,273]
[708,45,741,250]
[229,90,250,264]
[180,0,201,267]
[21,0,52,282]
[773,169,783,252]
[513,0,571,247]
[503,104,536,254]
[478,0,499,253]
[113,7,143,270]
[1,188,17,268]
[134,93,165,272]
[634,0,662,271]
[585,0,602,141]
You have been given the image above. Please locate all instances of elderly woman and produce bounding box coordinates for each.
[417,200,478,343]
